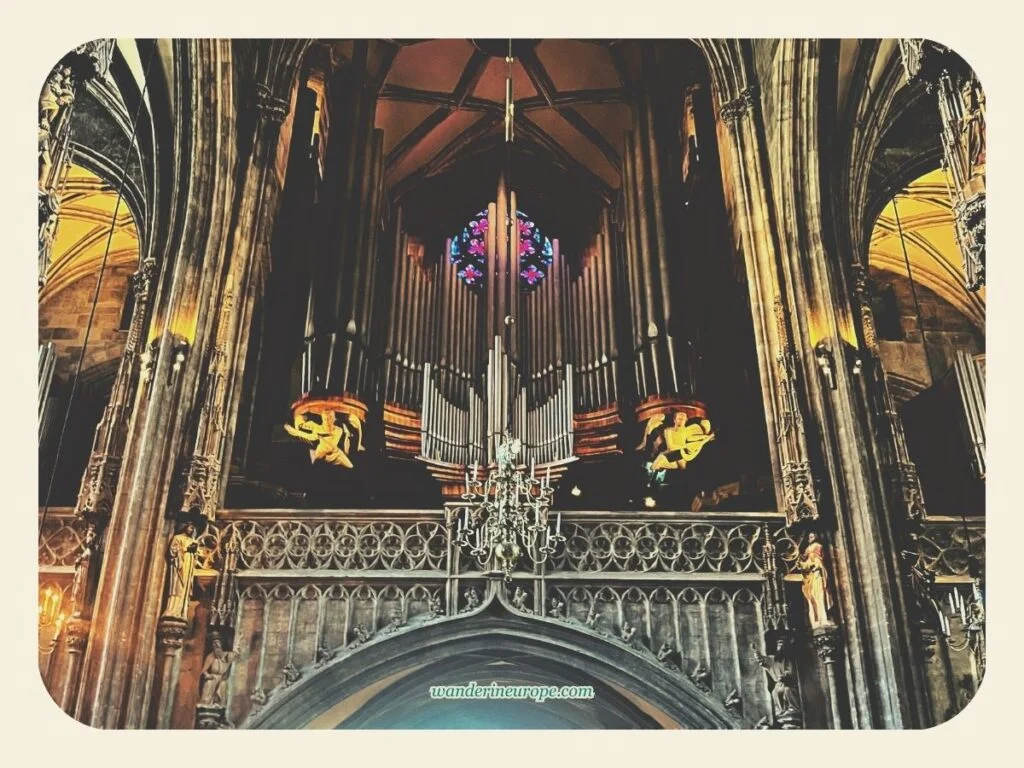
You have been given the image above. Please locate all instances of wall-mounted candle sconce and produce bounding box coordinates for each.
[170,335,190,382]
[814,341,837,390]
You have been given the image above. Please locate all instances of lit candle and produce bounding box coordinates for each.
[545,465,551,486]
[556,512,562,535]
[473,463,479,482]
[530,458,535,478]
[465,471,470,495]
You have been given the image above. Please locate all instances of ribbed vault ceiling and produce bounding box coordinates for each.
[40,164,138,303]
[869,168,985,331]
[374,39,632,202]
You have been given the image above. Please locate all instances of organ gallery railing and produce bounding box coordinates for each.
[38,507,984,729]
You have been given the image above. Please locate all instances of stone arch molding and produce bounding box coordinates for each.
[242,585,738,730]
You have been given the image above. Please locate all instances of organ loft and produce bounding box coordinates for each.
[37,39,986,729]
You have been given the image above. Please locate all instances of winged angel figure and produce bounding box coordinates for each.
[637,411,715,485]
[285,409,364,468]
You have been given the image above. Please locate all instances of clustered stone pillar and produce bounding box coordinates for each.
[38,40,116,286]
[898,39,985,291]
[706,39,932,729]
[154,41,307,728]
[68,40,307,730]
[55,255,157,713]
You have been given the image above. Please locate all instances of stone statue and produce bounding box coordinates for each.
[198,633,239,707]
[383,615,404,634]
[250,687,268,712]
[752,637,803,728]
[690,663,712,692]
[657,641,679,671]
[798,532,834,629]
[163,522,200,619]
[350,624,372,647]
[724,689,742,711]
[69,524,98,618]
[960,77,986,183]
[460,587,481,613]
[39,210,58,252]
[621,621,637,646]
[282,662,302,686]
[39,67,73,130]
[511,586,531,613]
[585,605,599,629]
[38,117,53,191]
[428,595,443,618]
[315,644,336,667]
[549,597,565,619]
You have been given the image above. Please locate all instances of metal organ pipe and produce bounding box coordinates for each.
[621,132,645,398]
[601,207,619,403]
[593,234,610,406]
[630,120,661,395]
[359,129,385,392]
[643,90,679,394]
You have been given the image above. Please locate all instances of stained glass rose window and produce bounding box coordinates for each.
[450,209,553,290]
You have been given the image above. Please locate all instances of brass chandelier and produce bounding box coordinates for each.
[451,42,565,582]
[455,435,564,581]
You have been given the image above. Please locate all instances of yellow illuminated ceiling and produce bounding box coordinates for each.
[869,168,985,331]
[40,164,139,302]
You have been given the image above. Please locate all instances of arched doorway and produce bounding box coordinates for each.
[243,599,736,730]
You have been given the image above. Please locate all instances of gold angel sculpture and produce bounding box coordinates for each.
[640,412,715,469]
[285,409,364,468]
[638,411,715,486]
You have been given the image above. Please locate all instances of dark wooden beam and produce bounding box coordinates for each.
[453,49,490,108]
[517,116,613,202]
[607,42,632,88]
[379,84,501,113]
[372,42,400,95]
[518,47,557,107]
[385,106,451,170]
[559,107,621,171]
[393,113,503,198]
[518,89,628,111]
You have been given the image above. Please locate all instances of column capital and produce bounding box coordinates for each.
[254,82,290,124]
[156,616,190,650]
[720,84,759,124]
[64,617,92,652]
[812,625,842,664]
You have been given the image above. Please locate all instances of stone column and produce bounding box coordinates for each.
[154,40,309,726]
[704,39,929,728]
[54,256,156,713]
[765,39,929,728]
[72,40,241,730]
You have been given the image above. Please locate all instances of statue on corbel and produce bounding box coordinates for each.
[797,532,836,631]
[196,529,241,729]
[284,396,367,469]
[756,523,804,728]
[635,398,715,487]
[161,518,215,624]
[752,634,803,729]
[162,521,202,620]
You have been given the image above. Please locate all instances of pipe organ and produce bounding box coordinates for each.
[415,178,577,495]
[284,56,715,496]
